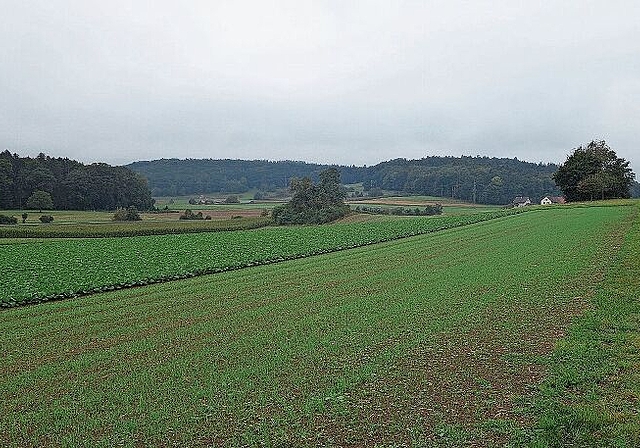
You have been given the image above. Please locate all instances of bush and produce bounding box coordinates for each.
[272,204,350,225]
[224,195,240,204]
[355,204,443,216]
[368,187,383,197]
[0,214,18,225]
[179,209,205,220]
[39,215,54,223]
[113,206,142,221]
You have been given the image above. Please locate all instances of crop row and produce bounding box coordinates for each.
[0,208,529,308]
[0,216,271,239]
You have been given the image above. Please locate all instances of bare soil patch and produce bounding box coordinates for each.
[306,296,590,447]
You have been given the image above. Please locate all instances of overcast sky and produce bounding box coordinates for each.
[2,1,639,171]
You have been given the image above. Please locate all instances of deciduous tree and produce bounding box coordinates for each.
[553,140,635,201]
[26,190,54,212]
[272,168,349,224]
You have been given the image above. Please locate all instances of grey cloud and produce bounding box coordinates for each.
[1,1,638,172]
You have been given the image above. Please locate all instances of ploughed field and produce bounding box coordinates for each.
[1,203,639,446]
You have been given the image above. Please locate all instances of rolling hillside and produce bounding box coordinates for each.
[127,156,563,205]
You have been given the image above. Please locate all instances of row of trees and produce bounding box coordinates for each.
[354,204,443,216]
[0,151,154,210]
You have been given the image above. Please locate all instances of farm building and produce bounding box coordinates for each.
[540,196,566,205]
[512,196,532,207]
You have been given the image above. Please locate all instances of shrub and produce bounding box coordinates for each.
[113,206,142,221]
[179,209,205,220]
[224,195,240,204]
[39,215,54,223]
[355,204,443,216]
[0,214,18,225]
[22,213,28,223]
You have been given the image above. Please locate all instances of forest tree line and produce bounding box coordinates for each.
[128,156,575,205]
[3,151,637,211]
[0,151,154,210]
[127,159,366,197]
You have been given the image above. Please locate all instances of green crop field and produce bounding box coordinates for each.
[1,209,526,307]
[1,202,638,446]
[153,195,285,211]
[346,195,502,215]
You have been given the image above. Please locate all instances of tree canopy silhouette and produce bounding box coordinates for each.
[272,168,349,224]
[553,140,635,201]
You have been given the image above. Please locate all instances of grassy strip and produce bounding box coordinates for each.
[0,216,271,238]
[0,204,631,447]
[0,208,529,308]
[529,204,640,447]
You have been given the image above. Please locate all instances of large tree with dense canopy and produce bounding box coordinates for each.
[553,140,635,202]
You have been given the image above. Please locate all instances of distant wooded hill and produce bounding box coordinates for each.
[0,151,154,210]
[128,156,565,205]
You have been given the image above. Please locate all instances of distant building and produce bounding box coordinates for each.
[512,196,532,207]
[540,196,566,205]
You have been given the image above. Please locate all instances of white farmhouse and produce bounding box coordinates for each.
[540,196,566,205]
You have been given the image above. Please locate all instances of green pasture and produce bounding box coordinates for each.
[1,203,638,446]
[441,204,502,214]
[153,195,284,211]
[346,195,503,215]
[349,203,502,215]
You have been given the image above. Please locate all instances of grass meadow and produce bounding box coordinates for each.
[1,202,638,446]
